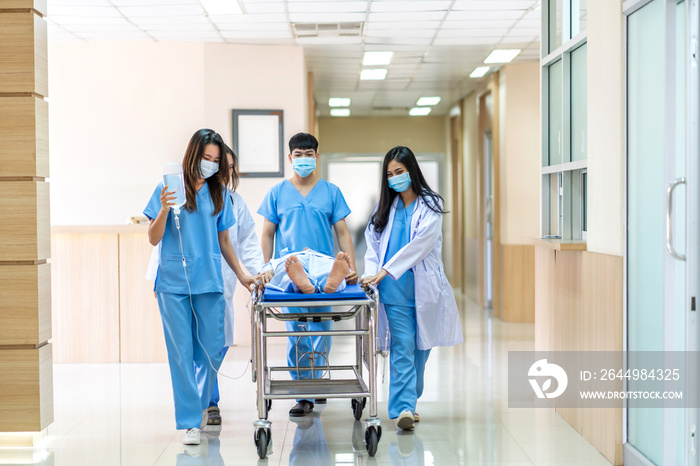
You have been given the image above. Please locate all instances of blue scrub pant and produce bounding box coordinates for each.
[285,306,332,400]
[193,346,228,408]
[384,304,431,419]
[157,292,226,430]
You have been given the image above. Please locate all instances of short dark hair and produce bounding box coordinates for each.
[289,132,318,153]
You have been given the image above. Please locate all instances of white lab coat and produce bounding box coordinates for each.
[363,196,464,351]
[146,191,265,346]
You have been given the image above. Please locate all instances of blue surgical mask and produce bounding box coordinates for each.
[200,159,219,179]
[388,172,412,192]
[292,157,316,178]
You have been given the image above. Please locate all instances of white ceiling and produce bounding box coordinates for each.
[46,0,542,117]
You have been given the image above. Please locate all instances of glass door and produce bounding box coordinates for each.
[626,0,698,464]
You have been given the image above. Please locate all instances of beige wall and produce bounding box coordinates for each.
[586,0,625,257]
[499,61,541,245]
[48,41,307,227]
[462,94,479,300]
[318,116,446,154]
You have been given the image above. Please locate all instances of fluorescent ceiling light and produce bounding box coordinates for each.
[200,0,242,15]
[330,108,351,117]
[469,66,490,78]
[416,96,441,106]
[409,107,431,116]
[329,97,351,107]
[360,68,388,80]
[484,49,521,63]
[363,51,393,65]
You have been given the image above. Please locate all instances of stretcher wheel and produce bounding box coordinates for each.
[351,398,366,420]
[365,426,379,457]
[255,428,270,459]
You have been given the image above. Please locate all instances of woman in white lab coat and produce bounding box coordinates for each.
[147,144,264,426]
[361,146,463,431]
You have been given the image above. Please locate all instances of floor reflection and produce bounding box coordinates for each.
[176,430,224,466]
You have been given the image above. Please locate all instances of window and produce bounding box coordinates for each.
[541,0,588,240]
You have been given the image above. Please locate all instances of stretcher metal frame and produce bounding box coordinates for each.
[250,284,382,459]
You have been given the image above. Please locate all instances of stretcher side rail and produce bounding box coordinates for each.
[260,304,364,322]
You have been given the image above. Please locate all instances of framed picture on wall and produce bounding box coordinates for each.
[232,109,284,178]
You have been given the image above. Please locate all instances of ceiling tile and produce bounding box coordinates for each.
[368,11,446,22]
[287,1,367,13]
[47,5,121,16]
[221,30,292,39]
[441,19,517,29]
[370,1,452,12]
[244,2,287,13]
[452,0,537,10]
[366,21,441,30]
[288,12,367,22]
[111,0,199,4]
[116,4,205,17]
[365,29,436,38]
[209,13,288,23]
[446,10,524,20]
[216,22,291,32]
[50,15,131,26]
[437,28,507,38]
[130,15,211,26]
[150,31,222,41]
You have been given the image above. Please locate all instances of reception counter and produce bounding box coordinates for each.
[50,225,262,363]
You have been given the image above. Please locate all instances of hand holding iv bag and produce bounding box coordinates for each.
[162,163,186,215]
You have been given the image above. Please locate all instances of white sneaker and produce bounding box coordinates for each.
[183,428,201,445]
[395,410,414,431]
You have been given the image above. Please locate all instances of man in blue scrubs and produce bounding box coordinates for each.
[258,132,357,416]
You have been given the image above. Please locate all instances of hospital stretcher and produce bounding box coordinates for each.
[250,283,382,459]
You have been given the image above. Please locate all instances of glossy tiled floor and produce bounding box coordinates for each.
[5,296,613,465]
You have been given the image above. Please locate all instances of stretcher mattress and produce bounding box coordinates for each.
[261,284,367,302]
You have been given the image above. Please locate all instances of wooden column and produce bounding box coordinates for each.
[0,0,53,437]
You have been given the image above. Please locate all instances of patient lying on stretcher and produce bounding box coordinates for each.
[260,250,351,294]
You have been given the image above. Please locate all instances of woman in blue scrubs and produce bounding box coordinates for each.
[362,146,463,431]
[144,129,256,446]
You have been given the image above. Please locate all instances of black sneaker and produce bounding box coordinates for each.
[289,400,314,416]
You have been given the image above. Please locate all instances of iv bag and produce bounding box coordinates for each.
[162,163,186,214]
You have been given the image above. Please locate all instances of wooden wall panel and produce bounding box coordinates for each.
[0,96,49,178]
[0,181,50,261]
[50,233,120,363]
[0,344,53,432]
[502,244,535,322]
[1,0,47,15]
[0,12,48,96]
[581,251,623,465]
[118,233,167,363]
[534,246,623,465]
[534,246,555,352]
[0,263,50,344]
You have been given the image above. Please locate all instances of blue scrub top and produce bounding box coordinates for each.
[144,181,236,294]
[257,179,351,258]
[379,199,416,306]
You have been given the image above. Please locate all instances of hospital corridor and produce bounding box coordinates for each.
[0,0,697,465]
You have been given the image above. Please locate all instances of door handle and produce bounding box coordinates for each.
[666,177,686,261]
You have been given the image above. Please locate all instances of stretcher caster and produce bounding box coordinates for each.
[364,425,381,457]
[351,397,366,421]
[254,427,271,459]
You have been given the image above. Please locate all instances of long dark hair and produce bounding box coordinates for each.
[223,143,240,192]
[369,146,447,234]
[182,129,229,215]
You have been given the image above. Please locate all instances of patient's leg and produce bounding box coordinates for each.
[286,255,315,294]
[323,252,351,294]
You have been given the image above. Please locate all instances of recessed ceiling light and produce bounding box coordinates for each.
[416,96,441,106]
[363,51,393,66]
[409,107,431,116]
[330,108,351,117]
[329,97,351,107]
[360,68,388,80]
[469,66,490,78]
[484,49,521,64]
[200,0,242,15]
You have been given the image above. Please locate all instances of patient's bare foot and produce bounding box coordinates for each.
[324,252,351,293]
[286,255,314,294]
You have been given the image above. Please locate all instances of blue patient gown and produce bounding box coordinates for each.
[258,179,350,381]
[144,181,235,430]
[379,199,431,419]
